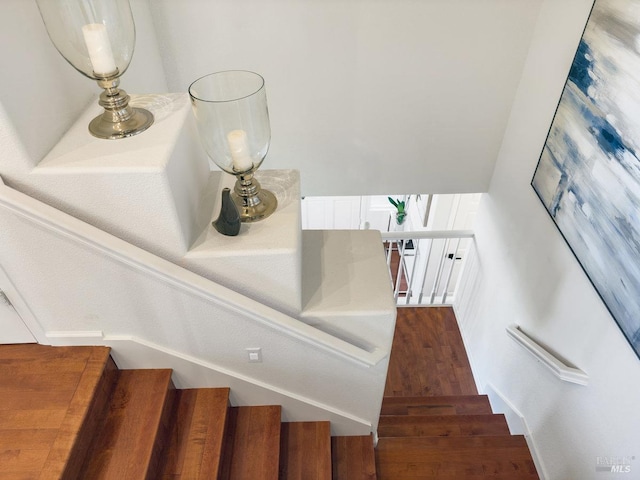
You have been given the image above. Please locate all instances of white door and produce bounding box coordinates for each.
[0,290,36,344]
[301,196,362,229]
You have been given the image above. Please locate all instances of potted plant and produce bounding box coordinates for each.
[388,197,407,225]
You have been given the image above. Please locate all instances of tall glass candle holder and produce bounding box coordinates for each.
[189,71,277,222]
[36,0,153,139]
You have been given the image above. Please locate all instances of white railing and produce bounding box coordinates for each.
[381,230,475,306]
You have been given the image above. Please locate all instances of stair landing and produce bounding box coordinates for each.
[0,344,114,480]
[376,308,540,479]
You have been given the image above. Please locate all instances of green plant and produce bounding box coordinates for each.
[388,197,407,224]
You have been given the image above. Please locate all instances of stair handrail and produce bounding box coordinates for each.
[0,177,387,367]
[380,230,475,240]
[506,324,589,385]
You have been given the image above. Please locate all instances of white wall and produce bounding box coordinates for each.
[0,180,390,435]
[301,193,480,232]
[455,1,640,478]
[0,0,167,179]
[149,0,542,196]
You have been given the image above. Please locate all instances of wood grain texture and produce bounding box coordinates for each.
[0,307,539,480]
[279,421,331,480]
[159,388,230,479]
[376,436,538,479]
[378,414,510,437]
[331,435,377,480]
[78,369,174,480]
[384,307,478,397]
[220,405,281,480]
[44,351,117,480]
[0,344,111,480]
[376,308,539,479]
[380,395,493,416]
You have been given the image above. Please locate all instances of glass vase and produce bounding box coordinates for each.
[189,70,277,222]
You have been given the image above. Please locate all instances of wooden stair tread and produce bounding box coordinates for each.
[378,413,510,437]
[0,344,113,480]
[376,435,538,478]
[159,388,230,479]
[381,395,493,416]
[0,345,111,409]
[1,308,543,480]
[331,434,377,480]
[79,369,175,480]
[220,405,282,480]
[279,421,331,480]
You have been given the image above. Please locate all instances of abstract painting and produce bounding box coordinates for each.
[532,0,640,359]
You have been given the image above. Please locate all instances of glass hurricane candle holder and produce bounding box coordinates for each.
[36,0,153,139]
[189,70,277,223]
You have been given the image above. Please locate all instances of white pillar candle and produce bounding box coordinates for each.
[82,23,117,75]
[227,129,254,172]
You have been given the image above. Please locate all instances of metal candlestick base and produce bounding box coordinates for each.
[89,76,154,140]
[231,172,277,222]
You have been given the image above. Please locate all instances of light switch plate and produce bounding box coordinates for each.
[246,347,262,363]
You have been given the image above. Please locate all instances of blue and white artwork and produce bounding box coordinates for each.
[532,0,640,358]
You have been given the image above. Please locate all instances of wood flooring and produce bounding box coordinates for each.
[377,307,539,479]
[0,306,537,479]
[0,344,114,480]
[384,307,478,397]
[0,345,331,480]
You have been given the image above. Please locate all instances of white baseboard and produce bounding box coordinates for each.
[485,383,548,480]
[43,331,372,436]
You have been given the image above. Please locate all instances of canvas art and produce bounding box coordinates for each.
[532,0,640,358]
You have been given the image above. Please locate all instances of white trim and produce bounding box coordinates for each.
[43,331,373,435]
[46,330,104,339]
[485,383,548,480]
[0,177,387,368]
[506,324,589,386]
[380,229,475,240]
[0,265,43,342]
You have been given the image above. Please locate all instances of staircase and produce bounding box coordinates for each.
[374,307,540,480]
[376,396,538,479]
[1,309,540,479]
[0,93,397,438]
[0,343,376,479]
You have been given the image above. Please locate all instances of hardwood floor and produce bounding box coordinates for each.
[377,307,539,479]
[384,307,478,397]
[0,344,113,480]
[0,307,537,479]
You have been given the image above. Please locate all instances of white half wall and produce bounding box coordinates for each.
[149,0,542,196]
[0,179,391,435]
[455,1,640,479]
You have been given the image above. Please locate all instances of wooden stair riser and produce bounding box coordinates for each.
[78,369,175,479]
[381,395,493,416]
[220,405,282,480]
[331,435,377,480]
[376,435,537,478]
[279,421,331,480]
[2,307,541,480]
[58,354,119,480]
[378,414,510,437]
[159,388,230,479]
